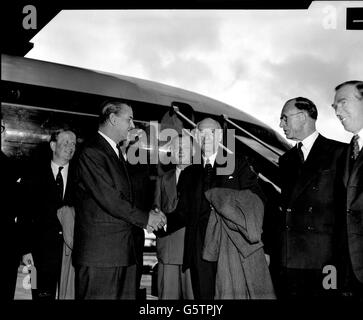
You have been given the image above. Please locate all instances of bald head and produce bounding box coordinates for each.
[197,118,221,131]
[279,97,317,141]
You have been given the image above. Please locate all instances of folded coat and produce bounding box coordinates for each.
[203,188,275,299]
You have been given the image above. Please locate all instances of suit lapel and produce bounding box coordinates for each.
[343,144,352,187]
[348,152,363,187]
[96,134,133,200]
[288,135,325,204]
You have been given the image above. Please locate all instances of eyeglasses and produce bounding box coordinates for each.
[1,125,5,133]
[280,112,303,124]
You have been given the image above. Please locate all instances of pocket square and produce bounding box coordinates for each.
[228,176,234,179]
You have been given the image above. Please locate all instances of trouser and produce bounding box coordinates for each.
[75,264,137,299]
[189,229,217,300]
[31,262,62,300]
[157,263,194,299]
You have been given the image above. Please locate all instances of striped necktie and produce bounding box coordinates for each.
[351,134,360,161]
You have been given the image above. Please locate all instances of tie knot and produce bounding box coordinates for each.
[58,166,64,173]
[352,134,359,144]
[297,142,303,149]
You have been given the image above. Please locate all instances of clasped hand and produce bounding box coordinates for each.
[147,208,167,233]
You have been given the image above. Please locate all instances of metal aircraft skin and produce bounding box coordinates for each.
[1,54,290,187]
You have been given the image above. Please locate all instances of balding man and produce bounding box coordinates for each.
[332,80,363,297]
[278,97,346,298]
[167,117,263,299]
[73,100,166,299]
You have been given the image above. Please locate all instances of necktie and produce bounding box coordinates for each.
[296,142,304,164]
[56,166,64,205]
[204,159,213,191]
[351,134,360,161]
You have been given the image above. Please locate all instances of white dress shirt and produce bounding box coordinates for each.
[354,127,363,151]
[202,152,218,167]
[51,161,69,198]
[299,131,319,161]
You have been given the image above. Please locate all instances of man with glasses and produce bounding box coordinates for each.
[332,80,363,298]
[277,97,346,298]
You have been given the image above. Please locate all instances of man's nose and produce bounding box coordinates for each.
[130,120,135,129]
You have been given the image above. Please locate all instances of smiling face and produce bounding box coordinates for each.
[51,131,76,164]
[333,84,363,134]
[279,100,305,141]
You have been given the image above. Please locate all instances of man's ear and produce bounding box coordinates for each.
[50,141,56,153]
[108,113,116,126]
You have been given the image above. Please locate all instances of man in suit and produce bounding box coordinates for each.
[2,114,21,300]
[21,128,77,300]
[154,134,194,299]
[167,118,263,299]
[278,97,346,298]
[72,100,166,299]
[332,80,363,297]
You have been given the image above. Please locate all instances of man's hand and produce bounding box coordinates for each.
[146,209,167,233]
[22,253,34,267]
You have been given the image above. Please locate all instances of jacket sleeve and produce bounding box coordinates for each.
[76,147,149,229]
[153,175,162,210]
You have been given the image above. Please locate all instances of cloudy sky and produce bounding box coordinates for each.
[26,1,363,143]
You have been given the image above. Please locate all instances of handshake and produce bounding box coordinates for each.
[147,208,167,233]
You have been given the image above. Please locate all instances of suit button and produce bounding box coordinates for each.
[285,225,290,230]
[307,226,314,231]
[312,186,319,191]
[59,231,63,235]
[308,207,313,213]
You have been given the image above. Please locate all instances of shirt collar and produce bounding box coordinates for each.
[98,130,119,157]
[51,161,69,178]
[51,161,69,171]
[300,131,319,154]
[354,128,363,150]
[203,152,218,167]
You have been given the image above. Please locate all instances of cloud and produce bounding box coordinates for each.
[26,3,363,143]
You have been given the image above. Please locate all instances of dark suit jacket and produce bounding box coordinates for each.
[167,150,264,271]
[341,141,363,283]
[126,161,153,270]
[278,134,346,270]
[73,133,149,267]
[21,158,75,266]
[1,152,21,262]
[154,168,186,265]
